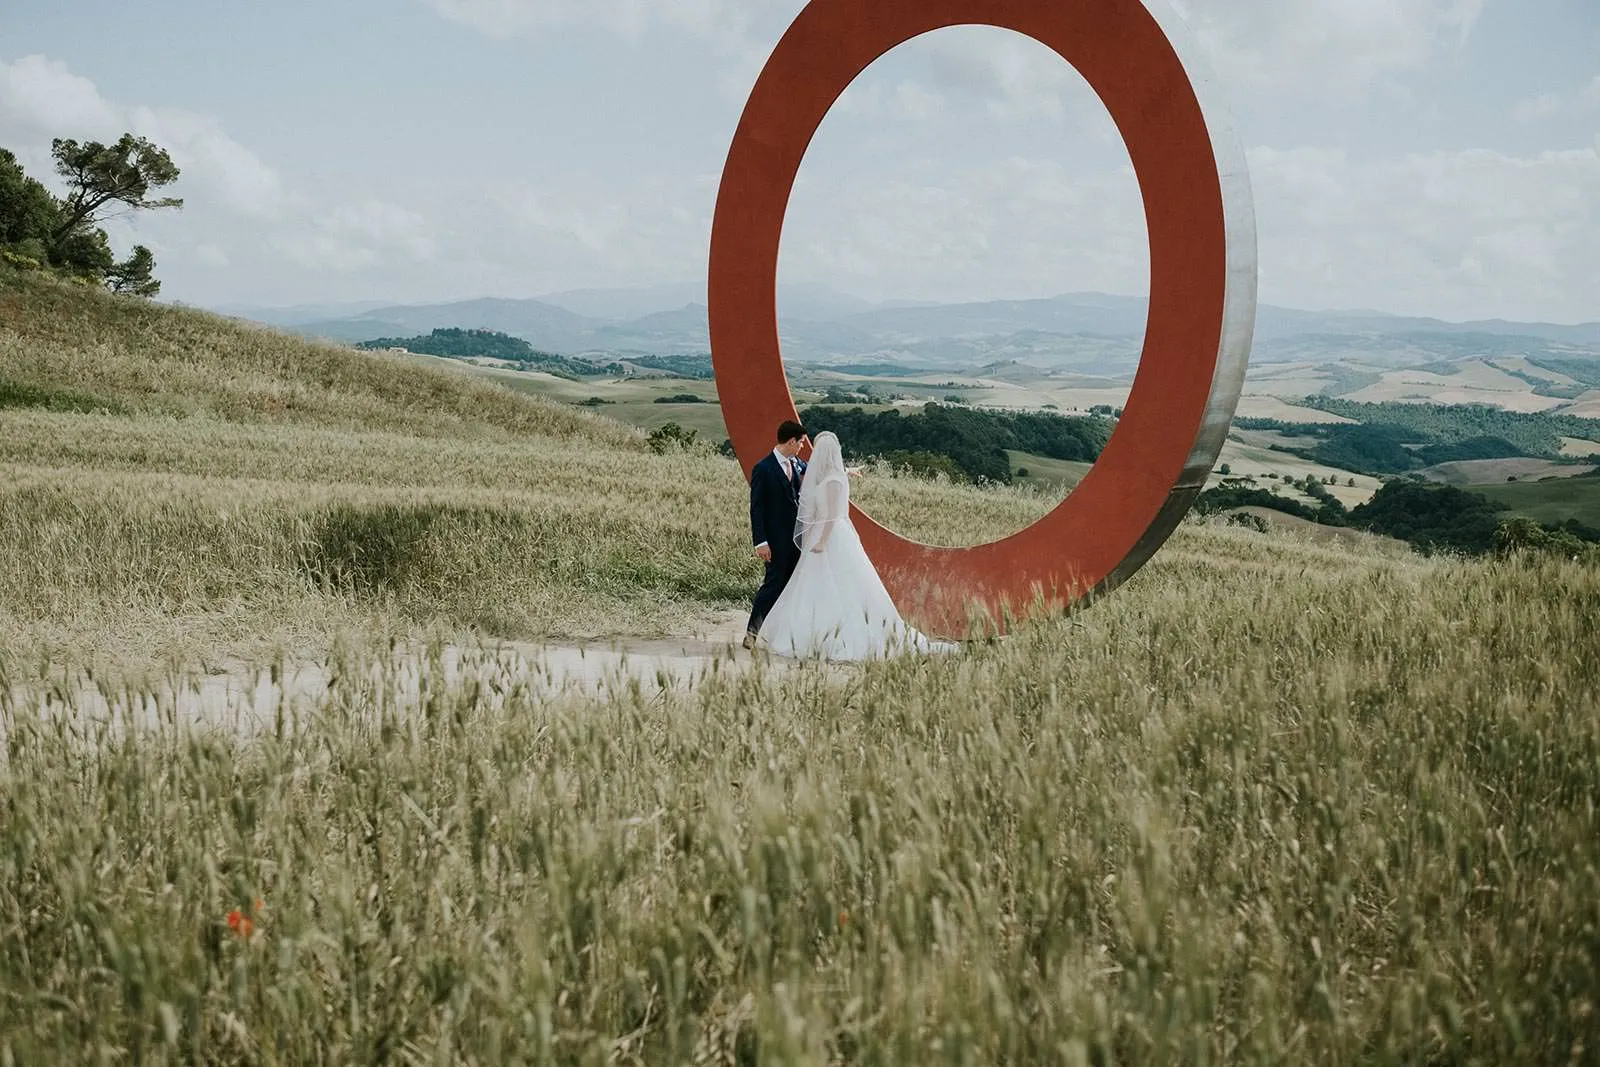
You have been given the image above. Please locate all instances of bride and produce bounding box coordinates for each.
[757,431,958,660]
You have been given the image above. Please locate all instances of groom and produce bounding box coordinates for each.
[744,419,810,649]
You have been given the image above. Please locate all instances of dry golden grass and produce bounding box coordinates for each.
[0,269,637,447]
[4,540,1596,1063]
[0,404,1069,674]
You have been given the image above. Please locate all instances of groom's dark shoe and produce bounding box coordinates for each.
[742,631,757,650]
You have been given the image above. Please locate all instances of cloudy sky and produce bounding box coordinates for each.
[1,0,1596,322]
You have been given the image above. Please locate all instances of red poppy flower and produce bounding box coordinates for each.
[226,899,264,939]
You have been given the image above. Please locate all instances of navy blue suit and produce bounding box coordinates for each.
[747,451,806,636]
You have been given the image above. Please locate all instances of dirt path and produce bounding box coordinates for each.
[4,609,784,737]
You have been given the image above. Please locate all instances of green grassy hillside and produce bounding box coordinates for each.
[0,271,635,444]
[2,268,1597,1063]
[1006,448,1093,488]
[1475,472,1600,529]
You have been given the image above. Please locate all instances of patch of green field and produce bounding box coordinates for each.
[441,360,737,441]
[1475,474,1600,529]
[790,374,971,403]
[0,377,125,415]
[563,396,727,441]
[1229,428,1323,451]
[622,402,730,440]
[1006,449,1092,488]
[1317,364,1385,396]
[1527,356,1600,389]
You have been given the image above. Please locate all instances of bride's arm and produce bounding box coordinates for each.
[810,479,848,552]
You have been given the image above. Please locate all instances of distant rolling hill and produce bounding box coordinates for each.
[224,286,1600,391]
[288,297,596,352]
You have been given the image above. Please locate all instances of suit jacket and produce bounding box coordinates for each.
[750,452,806,553]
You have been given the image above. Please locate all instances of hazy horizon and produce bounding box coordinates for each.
[211,283,1600,329]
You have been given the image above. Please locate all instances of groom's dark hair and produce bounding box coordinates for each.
[776,420,807,444]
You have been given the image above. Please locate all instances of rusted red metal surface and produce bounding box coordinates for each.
[709,0,1236,637]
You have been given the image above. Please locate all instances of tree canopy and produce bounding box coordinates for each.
[0,134,181,296]
[799,402,1110,484]
[0,149,59,252]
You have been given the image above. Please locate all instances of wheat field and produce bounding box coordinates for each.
[2,270,1598,1064]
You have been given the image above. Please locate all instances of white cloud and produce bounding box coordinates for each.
[1513,93,1563,125]
[0,54,452,300]
[777,137,1598,323]
[490,174,717,284]
[424,0,798,49]
[1248,144,1598,322]
[276,233,378,273]
[318,201,436,259]
[1512,76,1600,125]
[126,106,288,218]
[278,200,439,273]
[425,3,1114,125]
[834,79,947,123]
[0,54,120,136]
[0,54,288,219]
[422,0,1473,102]
[425,0,632,38]
[780,155,1150,303]
[423,0,806,111]
[1168,0,1486,95]
[920,30,1085,122]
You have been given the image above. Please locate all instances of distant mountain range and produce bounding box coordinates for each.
[215,286,1600,377]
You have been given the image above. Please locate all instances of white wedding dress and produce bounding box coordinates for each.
[758,433,958,661]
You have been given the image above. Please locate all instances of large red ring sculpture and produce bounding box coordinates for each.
[710,0,1257,637]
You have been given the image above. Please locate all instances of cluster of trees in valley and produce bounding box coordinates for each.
[1195,481,1348,527]
[1522,358,1600,390]
[799,402,1109,484]
[360,327,550,361]
[624,354,714,379]
[355,329,717,381]
[1,135,180,296]
[1238,400,1600,475]
[1198,472,1600,558]
[358,329,622,379]
[1348,482,1523,554]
